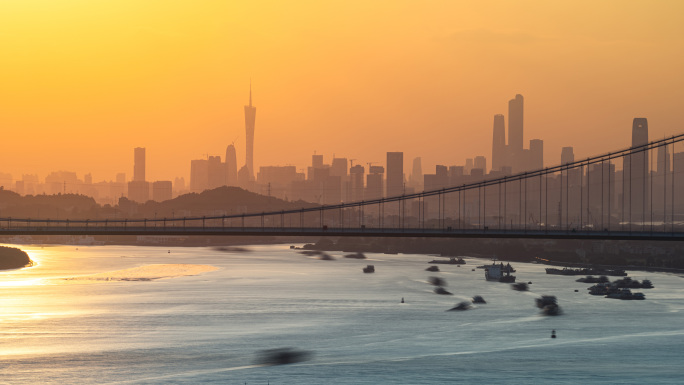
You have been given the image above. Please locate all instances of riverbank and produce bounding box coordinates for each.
[0,246,33,270]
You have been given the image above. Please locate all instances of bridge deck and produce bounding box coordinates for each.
[1,226,683,241]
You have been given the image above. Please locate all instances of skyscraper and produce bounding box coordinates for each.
[134,147,146,182]
[386,152,403,197]
[474,156,487,174]
[244,83,257,181]
[529,139,543,170]
[508,94,524,171]
[409,157,423,190]
[128,147,149,203]
[225,144,238,186]
[627,118,649,222]
[561,147,574,165]
[491,114,505,172]
[349,165,365,202]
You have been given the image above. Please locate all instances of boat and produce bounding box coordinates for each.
[575,275,609,283]
[344,252,366,259]
[362,265,375,273]
[536,295,561,316]
[256,348,311,365]
[472,295,486,304]
[434,287,452,295]
[511,282,529,291]
[588,283,610,296]
[484,264,516,283]
[605,288,646,300]
[425,266,440,272]
[478,262,515,273]
[545,267,626,276]
[448,301,472,311]
[428,257,466,265]
[428,276,446,286]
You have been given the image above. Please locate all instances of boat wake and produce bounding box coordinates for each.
[62,264,219,282]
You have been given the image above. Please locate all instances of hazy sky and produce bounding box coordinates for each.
[1,1,683,182]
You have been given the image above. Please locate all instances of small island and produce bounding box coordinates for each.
[0,246,33,270]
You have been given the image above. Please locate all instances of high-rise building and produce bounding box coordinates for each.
[190,159,209,193]
[244,83,257,181]
[657,145,670,175]
[491,114,506,172]
[465,158,474,175]
[561,147,574,165]
[409,157,423,191]
[349,165,365,202]
[207,156,225,189]
[331,158,348,178]
[129,147,149,202]
[508,94,524,171]
[474,156,487,174]
[134,147,146,182]
[529,139,543,170]
[225,144,238,186]
[312,154,324,169]
[152,181,173,202]
[626,118,649,221]
[366,166,384,200]
[386,152,403,197]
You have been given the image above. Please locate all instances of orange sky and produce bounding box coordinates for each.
[1,1,683,183]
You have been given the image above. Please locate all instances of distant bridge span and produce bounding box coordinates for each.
[3,134,684,242]
[1,226,683,241]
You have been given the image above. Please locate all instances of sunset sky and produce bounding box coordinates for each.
[1,1,683,183]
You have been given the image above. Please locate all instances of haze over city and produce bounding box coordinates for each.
[1,1,683,185]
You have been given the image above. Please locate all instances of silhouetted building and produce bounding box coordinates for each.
[350,165,365,201]
[128,180,150,203]
[561,147,574,165]
[448,166,464,185]
[491,114,506,172]
[409,157,423,191]
[654,145,671,216]
[134,147,146,182]
[190,159,209,193]
[366,166,384,200]
[244,84,257,181]
[331,158,348,178]
[45,171,79,194]
[225,144,238,186]
[674,152,684,212]
[465,158,474,175]
[174,177,186,196]
[386,152,404,197]
[152,181,173,202]
[474,156,487,174]
[529,139,543,170]
[625,118,649,222]
[207,156,225,189]
[508,94,524,171]
[312,154,324,169]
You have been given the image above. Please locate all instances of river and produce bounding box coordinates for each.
[1,244,683,384]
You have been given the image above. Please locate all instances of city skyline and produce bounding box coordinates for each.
[1,1,683,182]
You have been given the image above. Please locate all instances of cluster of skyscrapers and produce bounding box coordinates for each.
[3,91,684,224]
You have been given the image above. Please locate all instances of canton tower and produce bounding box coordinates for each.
[244,82,257,180]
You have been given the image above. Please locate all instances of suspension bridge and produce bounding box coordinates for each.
[2,135,684,241]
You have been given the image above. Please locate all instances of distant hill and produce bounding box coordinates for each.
[0,186,318,220]
[121,186,319,219]
[0,246,32,270]
[0,189,99,219]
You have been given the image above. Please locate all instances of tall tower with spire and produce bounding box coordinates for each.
[244,82,257,181]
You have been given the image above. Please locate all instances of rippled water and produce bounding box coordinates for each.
[1,244,683,384]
